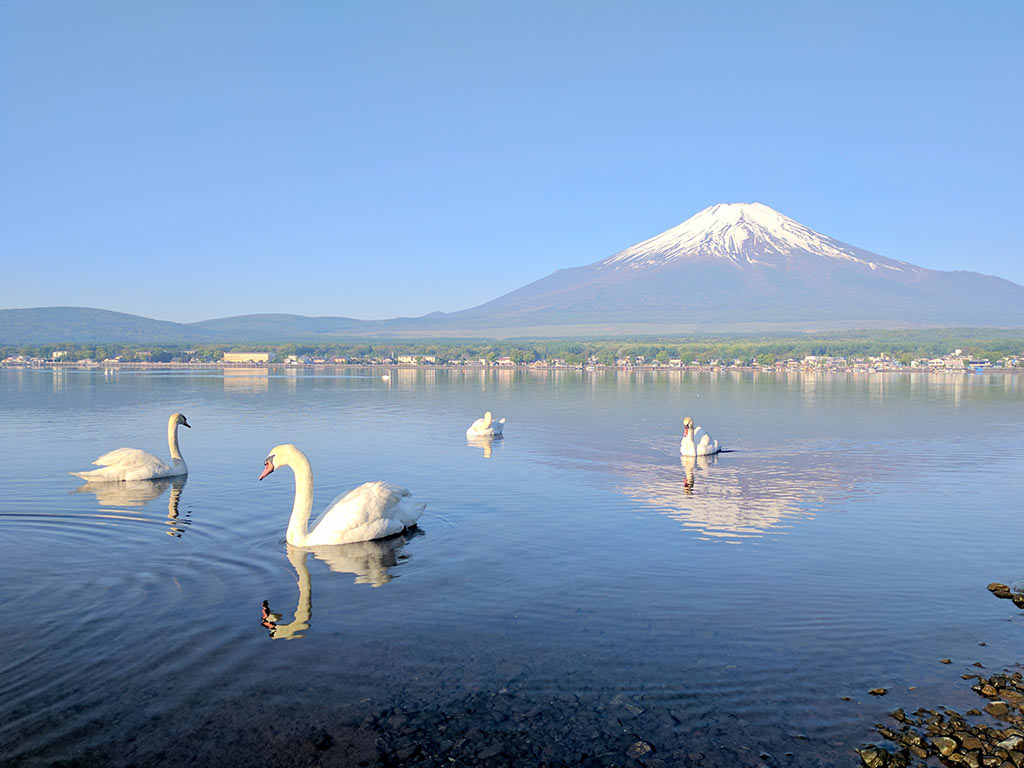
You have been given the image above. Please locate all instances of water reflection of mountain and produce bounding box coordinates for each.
[617,453,839,541]
[262,532,420,640]
[73,476,191,537]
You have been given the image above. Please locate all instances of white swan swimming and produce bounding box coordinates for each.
[680,416,720,456]
[259,444,424,546]
[467,411,505,436]
[72,413,190,481]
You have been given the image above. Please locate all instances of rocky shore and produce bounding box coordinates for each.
[857,583,1024,768]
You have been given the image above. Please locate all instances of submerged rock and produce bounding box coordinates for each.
[626,739,653,758]
[985,700,1011,718]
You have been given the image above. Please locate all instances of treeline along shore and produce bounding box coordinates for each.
[3,329,1022,371]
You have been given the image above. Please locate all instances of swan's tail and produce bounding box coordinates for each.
[70,468,116,481]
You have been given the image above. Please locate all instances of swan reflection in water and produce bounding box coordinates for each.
[72,476,191,536]
[261,531,421,640]
[616,450,817,540]
[467,434,502,459]
[681,452,717,494]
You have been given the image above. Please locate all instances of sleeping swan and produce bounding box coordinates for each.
[72,413,190,482]
[259,444,424,546]
[680,416,720,456]
[467,411,505,436]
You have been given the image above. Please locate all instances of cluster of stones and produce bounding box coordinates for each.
[987,583,1024,609]
[857,671,1024,768]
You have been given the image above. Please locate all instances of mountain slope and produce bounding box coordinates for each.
[0,307,208,345]
[448,203,1024,328]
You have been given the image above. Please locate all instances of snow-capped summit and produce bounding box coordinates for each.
[600,202,914,274]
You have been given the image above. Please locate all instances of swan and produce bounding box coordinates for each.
[680,416,720,456]
[467,411,505,436]
[72,413,190,481]
[258,444,424,545]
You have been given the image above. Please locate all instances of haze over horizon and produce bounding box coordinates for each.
[2,2,1022,324]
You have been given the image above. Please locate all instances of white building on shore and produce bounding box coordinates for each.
[222,351,275,363]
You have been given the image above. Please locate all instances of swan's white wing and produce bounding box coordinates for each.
[72,447,174,481]
[309,481,423,545]
[694,428,720,455]
[92,447,160,467]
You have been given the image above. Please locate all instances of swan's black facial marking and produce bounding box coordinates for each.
[181,417,191,428]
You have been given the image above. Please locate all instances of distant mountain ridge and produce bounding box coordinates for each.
[4,203,1024,343]
[0,307,214,345]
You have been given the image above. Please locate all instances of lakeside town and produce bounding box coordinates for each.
[3,347,1019,374]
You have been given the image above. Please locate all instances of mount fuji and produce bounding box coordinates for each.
[4,202,1024,343]
[440,202,1024,331]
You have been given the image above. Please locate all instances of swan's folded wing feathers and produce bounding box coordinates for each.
[92,447,156,467]
[72,447,173,481]
[308,481,422,545]
[321,482,410,525]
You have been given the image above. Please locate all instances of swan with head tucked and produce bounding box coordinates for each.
[680,416,720,456]
[72,413,190,482]
[259,444,424,546]
[467,411,505,437]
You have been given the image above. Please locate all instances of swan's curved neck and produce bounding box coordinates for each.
[167,419,185,462]
[284,452,315,546]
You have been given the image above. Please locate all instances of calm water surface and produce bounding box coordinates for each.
[1,367,1022,767]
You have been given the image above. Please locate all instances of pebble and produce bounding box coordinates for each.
[626,740,653,758]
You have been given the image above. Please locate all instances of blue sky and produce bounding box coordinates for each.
[1,1,1021,323]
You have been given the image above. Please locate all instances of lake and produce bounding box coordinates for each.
[1,366,1022,767]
